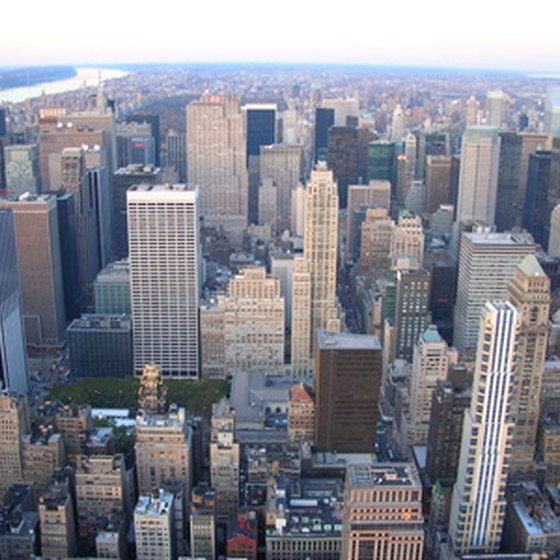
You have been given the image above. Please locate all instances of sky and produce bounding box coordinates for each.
[2,0,560,72]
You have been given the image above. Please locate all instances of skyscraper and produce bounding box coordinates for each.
[4,144,41,197]
[127,185,200,378]
[314,107,334,162]
[186,94,248,243]
[290,163,340,369]
[449,301,518,556]
[0,210,28,393]
[544,87,560,137]
[314,330,382,453]
[327,126,358,208]
[126,113,160,166]
[507,255,550,477]
[453,231,535,352]
[455,126,500,227]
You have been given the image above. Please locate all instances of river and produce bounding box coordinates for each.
[0,67,130,103]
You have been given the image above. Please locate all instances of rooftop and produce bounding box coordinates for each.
[464,231,534,247]
[135,491,173,517]
[517,254,546,278]
[347,463,421,489]
[317,330,381,351]
[114,164,160,175]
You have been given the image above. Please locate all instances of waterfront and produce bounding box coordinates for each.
[0,67,129,103]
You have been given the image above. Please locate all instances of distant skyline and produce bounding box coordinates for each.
[2,0,560,73]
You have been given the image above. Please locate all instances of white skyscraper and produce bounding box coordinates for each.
[449,301,518,556]
[128,185,200,378]
[544,87,560,137]
[455,126,500,227]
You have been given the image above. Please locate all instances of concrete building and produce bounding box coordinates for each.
[357,208,394,275]
[94,259,131,315]
[54,403,92,458]
[486,90,506,128]
[209,398,240,516]
[0,210,28,393]
[390,210,424,271]
[21,430,65,492]
[287,383,315,444]
[409,325,458,446]
[315,331,382,453]
[290,257,312,373]
[550,204,560,258]
[341,463,424,560]
[455,126,500,227]
[189,483,216,560]
[291,163,340,371]
[112,164,161,260]
[425,155,453,214]
[128,185,200,378]
[4,144,41,197]
[449,302,518,556]
[544,87,560,137]
[67,314,133,377]
[0,194,65,345]
[95,515,127,560]
[186,93,248,242]
[322,98,359,128]
[454,231,535,352]
[270,253,294,329]
[135,405,192,498]
[165,129,186,183]
[134,491,174,560]
[507,255,550,477]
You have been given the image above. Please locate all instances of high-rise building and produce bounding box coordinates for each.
[314,330,382,453]
[137,363,167,415]
[367,141,395,184]
[454,231,535,352]
[390,104,405,141]
[544,87,560,137]
[186,94,248,242]
[425,155,452,214]
[507,255,550,477]
[455,126,500,227]
[189,483,216,560]
[322,98,359,127]
[260,143,303,231]
[4,144,41,197]
[209,398,240,516]
[135,405,192,498]
[341,463,424,560]
[449,301,518,556]
[287,382,315,443]
[465,95,480,126]
[390,210,424,270]
[0,194,66,346]
[128,185,200,378]
[0,210,28,393]
[126,113,160,166]
[395,268,431,362]
[134,491,174,560]
[94,259,130,315]
[550,204,560,257]
[116,121,156,168]
[291,163,340,370]
[327,126,358,208]
[165,129,186,182]
[486,90,506,128]
[314,107,334,162]
[357,208,394,275]
[270,253,294,329]
[290,257,312,373]
[409,325,458,445]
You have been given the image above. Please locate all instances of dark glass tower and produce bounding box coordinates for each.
[314,107,334,162]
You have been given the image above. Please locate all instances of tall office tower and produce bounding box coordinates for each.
[544,87,560,137]
[245,103,277,224]
[456,126,500,227]
[341,463,424,560]
[137,363,167,415]
[60,147,101,300]
[449,301,518,556]
[288,382,315,443]
[39,474,78,559]
[0,108,6,137]
[4,144,41,197]
[135,405,192,497]
[417,132,449,179]
[116,121,155,168]
[293,163,340,365]
[425,155,452,214]
[128,185,200,378]
[290,257,312,373]
[507,255,550,477]
[550,204,560,257]
[209,398,240,516]
[486,90,506,128]
[346,180,391,259]
[270,253,294,329]
[395,154,413,209]
[189,483,216,560]
[75,454,126,539]
[496,132,551,231]
[404,132,417,178]
[322,98,359,127]
[409,325,458,446]
[126,113,160,166]
[395,268,431,362]
[390,104,405,142]
[465,95,480,126]
[112,164,161,259]
[367,141,396,184]
[0,393,30,495]
[94,260,130,315]
[0,194,66,345]
[426,373,471,486]
[165,129,186,182]
[134,491,174,560]
[357,208,394,274]
[524,148,560,249]
[186,94,248,242]
[314,107,335,162]
[454,231,535,352]
[260,143,303,231]
[291,182,306,236]
[327,126,358,208]
[314,330,382,453]
[258,177,276,226]
[0,211,28,393]
[390,210,424,270]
